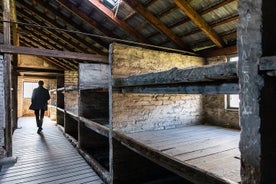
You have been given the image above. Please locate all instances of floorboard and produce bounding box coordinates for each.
[0,117,104,184]
[126,125,241,183]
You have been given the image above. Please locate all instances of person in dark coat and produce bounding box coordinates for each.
[29,80,50,133]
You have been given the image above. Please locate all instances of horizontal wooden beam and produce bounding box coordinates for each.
[120,82,239,94]
[79,117,109,137]
[198,45,237,57]
[15,67,64,73]
[0,45,108,63]
[114,62,237,87]
[260,56,276,71]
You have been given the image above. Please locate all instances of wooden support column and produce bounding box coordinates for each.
[260,0,276,183]
[10,0,19,129]
[2,0,13,157]
[238,0,276,183]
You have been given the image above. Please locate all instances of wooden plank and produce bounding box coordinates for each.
[121,125,240,183]
[114,62,237,87]
[113,128,238,184]
[79,116,109,137]
[0,45,108,63]
[260,56,276,71]
[79,63,109,89]
[121,82,239,94]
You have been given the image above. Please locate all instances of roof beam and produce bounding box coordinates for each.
[57,0,115,38]
[88,0,148,43]
[0,45,108,63]
[33,0,107,54]
[169,0,236,29]
[124,0,192,51]
[173,0,224,48]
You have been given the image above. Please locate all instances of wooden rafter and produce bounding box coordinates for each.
[169,0,236,29]
[173,0,224,48]
[88,0,148,43]
[57,0,115,39]
[17,0,106,55]
[32,0,107,54]
[182,14,239,37]
[125,0,191,51]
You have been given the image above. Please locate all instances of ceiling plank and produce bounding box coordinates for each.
[0,45,108,63]
[88,0,148,43]
[173,0,224,48]
[124,0,192,51]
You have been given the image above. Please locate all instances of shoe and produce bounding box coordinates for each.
[37,127,43,134]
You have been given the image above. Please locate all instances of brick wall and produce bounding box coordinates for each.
[111,43,205,133]
[64,71,78,115]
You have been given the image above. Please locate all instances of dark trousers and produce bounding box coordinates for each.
[34,109,45,128]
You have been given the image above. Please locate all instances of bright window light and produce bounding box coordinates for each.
[102,0,119,9]
[23,82,37,98]
[225,55,239,110]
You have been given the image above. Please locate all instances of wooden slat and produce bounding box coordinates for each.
[0,117,103,184]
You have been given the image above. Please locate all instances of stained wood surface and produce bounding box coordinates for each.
[0,117,103,184]
[125,125,241,183]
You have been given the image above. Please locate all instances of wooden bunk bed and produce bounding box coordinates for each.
[110,43,241,184]
[111,63,240,183]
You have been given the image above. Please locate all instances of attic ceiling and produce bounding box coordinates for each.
[0,0,238,75]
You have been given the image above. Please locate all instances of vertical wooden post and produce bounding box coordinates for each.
[238,0,276,183]
[10,0,19,129]
[2,0,13,157]
[260,1,276,183]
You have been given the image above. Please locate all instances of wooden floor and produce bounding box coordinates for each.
[0,117,104,184]
[126,125,241,183]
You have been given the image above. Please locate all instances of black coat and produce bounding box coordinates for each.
[29,86,50,110]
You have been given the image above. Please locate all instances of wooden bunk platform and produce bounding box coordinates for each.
[114,125,241,184]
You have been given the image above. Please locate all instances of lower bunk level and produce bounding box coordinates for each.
[113,125,240,184]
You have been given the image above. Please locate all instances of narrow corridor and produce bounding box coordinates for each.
[0,117,103,184]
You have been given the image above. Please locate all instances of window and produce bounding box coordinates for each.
[225,55,239,110]
[23,82,37,98]
[102,0,120,9]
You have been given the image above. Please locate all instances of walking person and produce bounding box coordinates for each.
[29,80,50,133]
